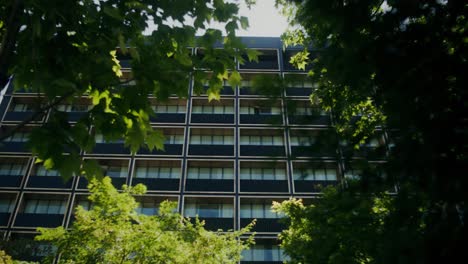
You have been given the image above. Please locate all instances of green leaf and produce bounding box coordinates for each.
[228,70,241,87]
[118,33,128,54]
[240,16,249,30]
[246,49,260,62]
[146,129,165,151]
[102,6,122,20]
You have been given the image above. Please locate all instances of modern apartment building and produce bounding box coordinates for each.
[0,37,390,263]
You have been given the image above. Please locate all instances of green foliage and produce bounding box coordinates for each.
[0,0,255,180]
[36,177,254,264]
[273,186,425,264]
[276,0,468,262]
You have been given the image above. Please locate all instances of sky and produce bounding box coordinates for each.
[236,0,289,37]
[146,0,289,37]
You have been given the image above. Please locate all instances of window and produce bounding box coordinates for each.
[57,104,90,112]
[192,105,234,114]
[135,166,180,179]
[294,167,337,181]
[242,244,286,262]
[0,198,15,213]
[0,162,27,176]
[95,133,125,143]
[35,166,60,177]
[23,199,66,214]
[290,80,314,88]
[152,104,186,113]
[190,135,234,145]
[295,107,327,116]
[241,79,252,88]
[240,135,283,146]
[240,203,281,219]
[165,135,184,144]
[184,203,233,218]
[187,167,233,180]
[136,201,159,215]
[240,167,286,180]
[76,199,93,211]
[11,103,33,112]
[3,132,29,142]
[103,166,128,178]
[239,106,281,115]
[290,136,316,146]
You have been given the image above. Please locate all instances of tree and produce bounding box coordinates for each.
[32,176,253,263]
[0,0,255,179]
[274,0,468,262]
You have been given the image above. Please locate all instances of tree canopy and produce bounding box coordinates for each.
[0,0,255,179]
[275,0,468,263]
[31,177,253,263]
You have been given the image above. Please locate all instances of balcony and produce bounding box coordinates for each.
[14,195,68,228]
[137,128,184,156]
[239,161,289,193]
[27,176,73,189]
[293,162,339,193]
[0,158,28,187]
[239,129,286,157]
[78,159,129,189]
[184,197,234,231]
[239,49,279,70]
[284,74,314,97]
[150,99,187,124]
[341,133,387,160]
[239,99,283,125]
[286,100,331,126]
[132,160,181,191]
[239,73,282,97]
[240,198,286,233]
[188,128,234,156]
[92,133,130,155]
[190,99,235,124]
[290,129,338,158]
[185,161,234,192]
[3,97,45,122]
[0,126,32,153]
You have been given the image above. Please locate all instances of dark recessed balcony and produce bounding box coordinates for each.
[3,111,41,122]
[14,213,64,228]
[240,180,288,193]
[197,85,234,96]
[132,178,180,191]
[240,146,285,157]
[0,142,29,153]
[137,144,183,156]
[239,114,282,125]
[92,143,130,154]
[26,176,73,189]
[240,218,285,233]
[78,177,127,189]
[185,179,234,192]
[63,112,87,122]
[0,175,23,187]
[195,217,234,231]
[189,145,234,156]
[288,115,331,126]
[290,145,337,158]
[0,212,11,226]
[150,113,186,124]
[342,146,387,160]
[285,87,312,97]
[191,114,234,124]
[294,180,339,193]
